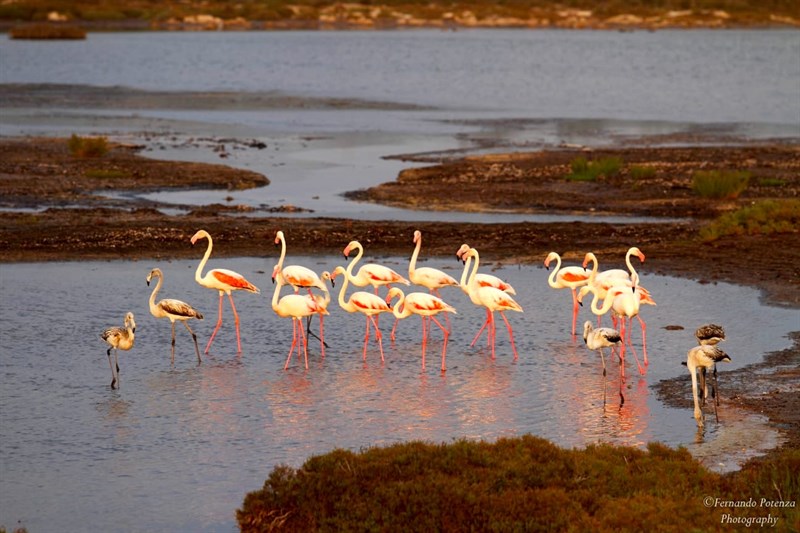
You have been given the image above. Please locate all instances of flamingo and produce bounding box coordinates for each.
[392,230,459,339]
[456,244,516,294]
[687,345,732,426]
[271,264,328,370]
[460,247,523,359]
[273,230,326,293]
[332,264,394,362]
[100,311,135,389]
[274,265,333,358]
[578,284,647,375]
[191,229,260,354]
[583,247,645,287]
[582,251,656,327]
[386,287,457,372]
[342,240,410,294]
[695,323,726,345]
[146,268,204,365]
[582,320,621,377]
[544,251,592,337]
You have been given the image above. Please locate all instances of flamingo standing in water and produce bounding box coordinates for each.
[687,344,732,426]
[100,311,136,389]
[332,265,394,362]
[392,230,459,340]
[582,320,621,377]
[578,284,647,375]
[191,229,260,354]
[460,247,523,360]
[274,265,333,358]
[146,268,204,365]
[582,251,655,329]
[544,251,591,337]
[271,264,328,370]
[386,287,456,372]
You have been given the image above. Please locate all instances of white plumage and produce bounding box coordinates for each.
[100,311,135,389]
[582,320,622,376]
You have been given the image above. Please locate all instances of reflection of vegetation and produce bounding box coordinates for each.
[566,156,622,182]
[691,169,750,199]
[68,134,108,159]
[700,199,800,241]
[238,435,800,531]
[1,0,797,27]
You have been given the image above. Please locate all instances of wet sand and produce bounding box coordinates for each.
[0,134,798,460]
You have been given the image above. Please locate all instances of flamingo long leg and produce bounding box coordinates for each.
[305,315,328,350]
[227,293,242,354]
[114,350,120,383]
[183,321,202,363]
[624,317,646,375]
[570,288,579,337]
[420,316,427,370]
[369,315,385,362]
[170,321,177,365]
[489,311,496,359]
[298,318,309,370]
[430,315,449,372]
[390,317,400,342]
[107,349,117,389]
[362,316,371,360]
[636,315,648,365]
[599,347,607,376]
[204,293,225,354]
[618,319,626,378]
[499,311,519,359]
[470,309,491,347]
[319,314,325,358]
[284,319,298,370]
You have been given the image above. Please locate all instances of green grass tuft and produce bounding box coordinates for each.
[699,199,800,242]
[84,168,129,179]
[758,177,786,188]
[68,134,108,158]
[566,156,623,182]
[629,164,656,179]
[691,169,750,199]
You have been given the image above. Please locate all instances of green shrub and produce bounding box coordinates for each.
[629,165,656,179]
[238,436,800,532]
[68,134,108,158]
[699,199,800,241]
[691,169,750,199]
[758,177,786,187]
[566,156,623,182]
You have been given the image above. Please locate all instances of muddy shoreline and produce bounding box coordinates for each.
[0,135,798,460]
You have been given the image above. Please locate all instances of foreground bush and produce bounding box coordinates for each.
[238,436,799,532]
[699,199,800,242]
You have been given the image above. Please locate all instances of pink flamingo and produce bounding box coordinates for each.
[582,250,655,326]
[342,240,410,294]
[386,287,457,372]
[100,311,135,389]
[271,264,328,370]
[456,244,516,294]
[191,229,260,354]
[146,268,204,365]
[578,284,648,375]
[392,230,459,340]
[274,265,333,358]
[332,264,394,362]
[544,251,592,337]
[461,247,523,359]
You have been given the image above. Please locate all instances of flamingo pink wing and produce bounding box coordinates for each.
[213,270,257,291]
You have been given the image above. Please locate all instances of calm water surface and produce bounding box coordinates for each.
[0,257,795,532]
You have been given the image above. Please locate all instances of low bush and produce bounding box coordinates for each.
[691,169,750,199]
[68,134,108,158]
[237,436,800,532]
[699,199,800,241]
[629,164,656,179]
[566,156,623,182]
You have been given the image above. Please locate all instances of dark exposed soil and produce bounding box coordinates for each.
[0,135,798,455]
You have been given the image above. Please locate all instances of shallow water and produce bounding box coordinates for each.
[0,257,795,532]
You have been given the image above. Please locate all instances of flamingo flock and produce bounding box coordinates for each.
[98,228,729,426]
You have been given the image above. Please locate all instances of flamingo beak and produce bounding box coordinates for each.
[146,279,151,286]
[331,278,336,288]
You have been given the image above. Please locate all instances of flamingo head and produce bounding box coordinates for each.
[582,252,597,270]
[274,230,284,247]
[343,241,360,259]
[630,247,645,263]
[190,229,209,245]
[582,321,593,342]
[271,264,281,284]
[413,230,422,243]
[576,285,592,306]
[544,251,558,270]
[125,312,136,333]
[455,243,470,263]
[146,268,161,286]
[331,265,346,282]
[385,287,404,305]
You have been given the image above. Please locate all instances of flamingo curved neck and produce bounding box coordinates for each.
[625,249,638,279]
[390,291,412,319]
[466,249,480,291]
[459,254,472,288]
[149,273,163,313]
[591,287,614,316]
[195,234,213,283]
[271,273,284,312]
[409,235,421,277]
[277,234,287,270]
[546,253,561,288]
[345,242,364,284]
[584,253,598,284]
[338,266,353,312]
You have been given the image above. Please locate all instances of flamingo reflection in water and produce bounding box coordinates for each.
[386,287,456,372]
